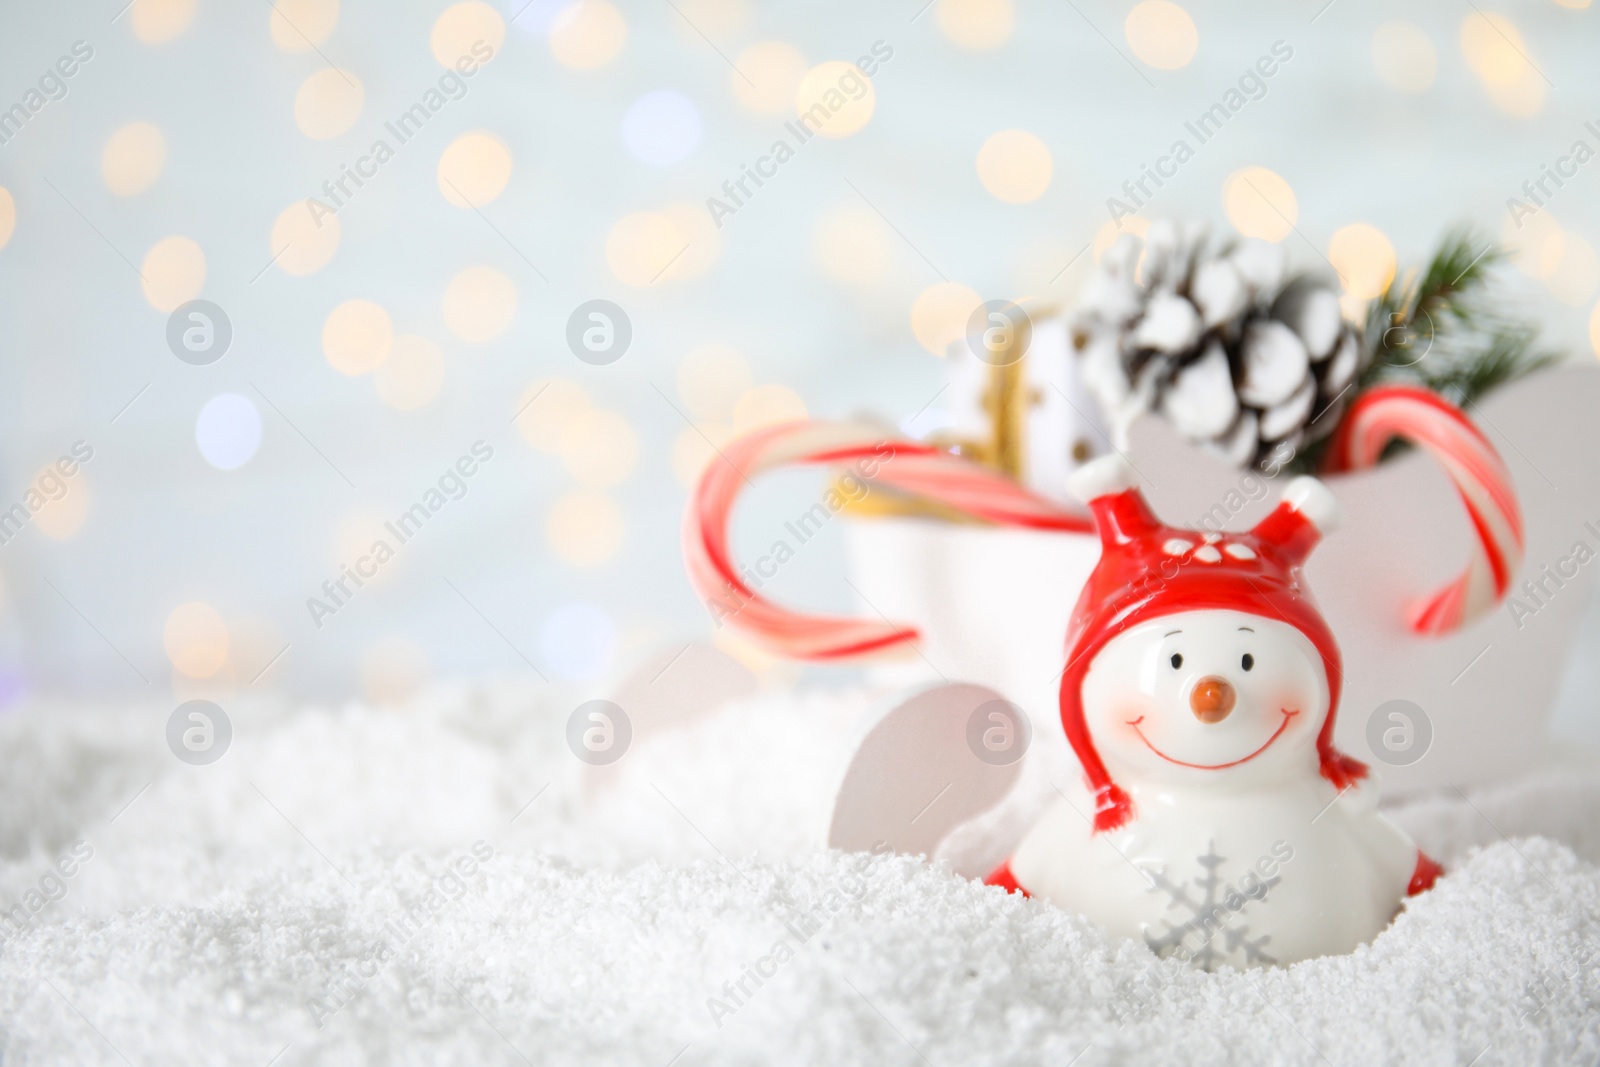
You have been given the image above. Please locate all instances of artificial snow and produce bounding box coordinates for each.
[0,680,1597,1065]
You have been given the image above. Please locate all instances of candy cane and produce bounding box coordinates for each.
[684,420,1093,660]
[1325,384,1524,635]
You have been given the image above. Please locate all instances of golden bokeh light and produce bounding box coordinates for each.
[1485,70,1546,118]
[132,0,195,43]
[1460,12,1532,86]
[1328,223,1397,300]
[0,188,15,251]
[732,41,807,113]
[732,384,808,432]
[334,510,401,588]
[660,203,721,280]
[975,129,1054,204]
[677,345,753,421]
[141,235,206,312]
[516,378,593,453]
[322,299,393,376]
[606,205,720,286]
[910,282,983,356]
[101,122,166,196]
[33,469,91,540]
[1460,13,1546,116]
[1501,207,1564,280]
[549,0,627,70]
[437,132,513,207]
[1223,167,1297,243]
[559,408,639,487]
[1548,232,1600,307]
[936,0,1015,49]
[442,265,516,342]
[1125,1,1198,69]
[375,335,446,410]
[294,69,364,140]
[606,212,679,287]
[164,601,230,679]
[1338,291,1368,324]
[1590,300,1600,359]
[270,200,341,275]
[1371,22,1437,93]
[794,61,876,139]
[547,489,625,567]
[431,1,505,67]
[812,204,891,287]
[360,637,430,705]
[270,0,339,51]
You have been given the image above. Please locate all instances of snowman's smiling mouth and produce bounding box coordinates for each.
[1126,709,1299,769]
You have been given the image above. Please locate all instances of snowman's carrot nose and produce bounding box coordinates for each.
[1190,677,1236,724]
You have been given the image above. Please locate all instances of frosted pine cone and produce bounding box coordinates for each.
[1070,220,1365,472]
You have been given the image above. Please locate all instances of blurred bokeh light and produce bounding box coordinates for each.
[0,0,1593,729]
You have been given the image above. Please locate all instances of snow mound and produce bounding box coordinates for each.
[0,683,1596,1065]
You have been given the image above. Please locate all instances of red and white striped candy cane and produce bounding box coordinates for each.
[1325,384,1524,635]
[684,420,1093,660]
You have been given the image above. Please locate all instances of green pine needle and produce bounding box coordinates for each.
[1359,226,1553,409]
[1280,227,1561,476]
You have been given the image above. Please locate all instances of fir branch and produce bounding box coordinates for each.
[1409,229,1502,326]
[1411,325,1561,406]
[1359,227,1553,409]
[1281,227,1559,476]
[1367,227,1499,368]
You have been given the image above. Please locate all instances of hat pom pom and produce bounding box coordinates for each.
[1065,453,1139,504]
[1251,475,1342,562]
[1282,475,1341,535]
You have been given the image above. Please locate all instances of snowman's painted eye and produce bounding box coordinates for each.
[1241,653,1254,671]
[1170,653,1183,669]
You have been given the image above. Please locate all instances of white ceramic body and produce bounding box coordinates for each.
[1008,775,1416,969]
[1006,609,1417,969]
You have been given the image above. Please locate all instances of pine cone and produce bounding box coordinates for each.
[1070,221,1365,472]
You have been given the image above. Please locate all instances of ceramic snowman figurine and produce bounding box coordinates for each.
[988,455,1441,970]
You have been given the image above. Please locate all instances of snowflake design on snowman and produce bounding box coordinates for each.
[989,455,1442,969]
[1139,840,1283,971]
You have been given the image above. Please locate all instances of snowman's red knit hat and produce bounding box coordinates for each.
[1061,455,1367,833]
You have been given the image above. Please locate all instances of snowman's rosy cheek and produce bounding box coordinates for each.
[1109,700,1151,731]
[1275,687,1312,718]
